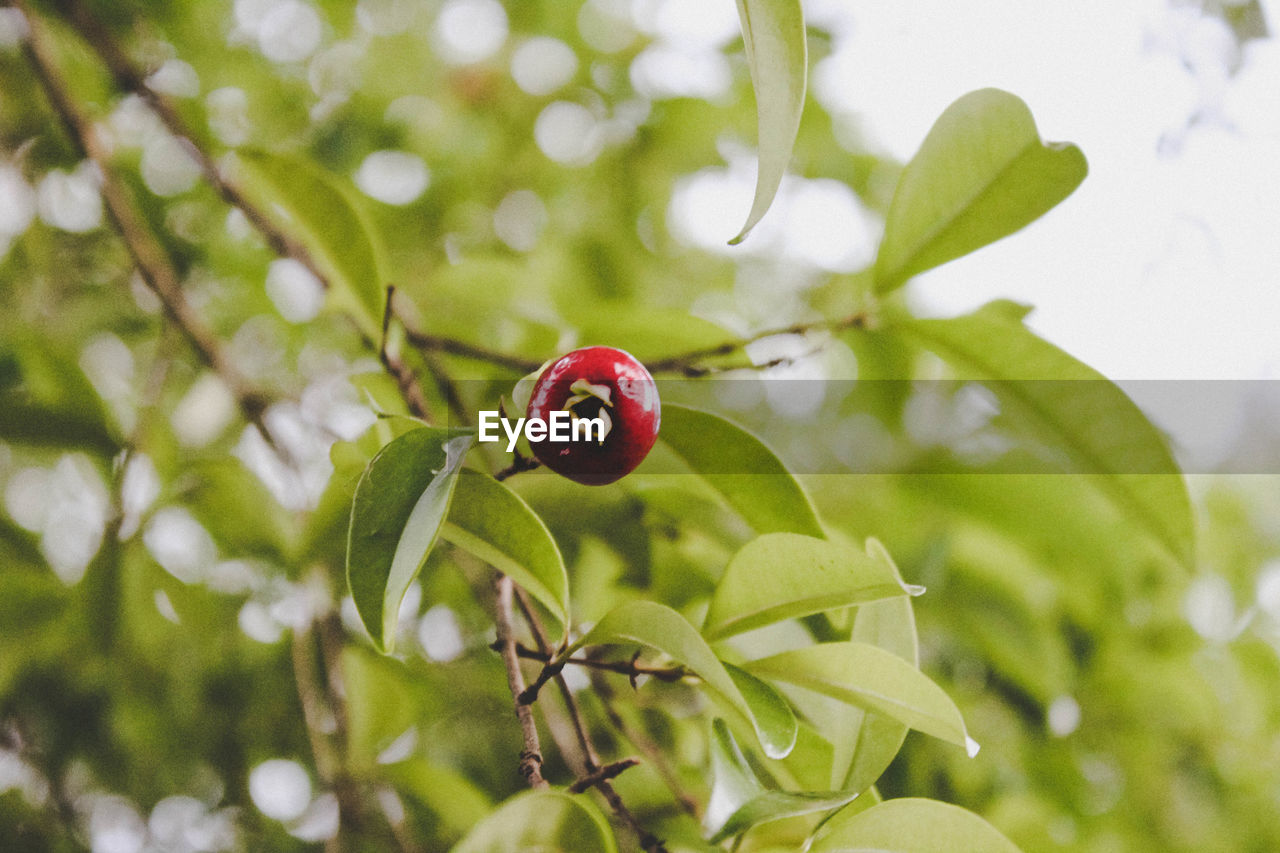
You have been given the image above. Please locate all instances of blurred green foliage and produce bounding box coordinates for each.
[2,1,1279,852]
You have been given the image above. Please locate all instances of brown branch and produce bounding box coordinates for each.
[645,313,869,375]
[403,327,543,374]
[379,287,430,420]
[590,671,700,818]
[500,641,688,685]
[494,576,548,789]
[511,588,668,853]
[15,0,274,441]
[569,757,641,794]
[58,0,329,288]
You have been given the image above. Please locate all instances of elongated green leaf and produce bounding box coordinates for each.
[347,431,473,652]
[724,662,798,759]
[747,642,971,750]
[704,533,910,641]
[809,797,1022,853]
[894,302,1194,566]
[874,88,1087,291]
[730,0,807,244]
[840,539,918,792]
[441,469,570,637]
[450,790,618,853]
[706,720,857,844]
[234,150,386,333]
[781,539,919,792]
[660,404,823,538]
[571,600,796,758]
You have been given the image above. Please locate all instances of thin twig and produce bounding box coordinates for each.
[512,588,668,853]
[403,327,542,373]
[499,641,688,685]
[495,454,542,481]
[494,576,548,788]
[15,0,275,443]
[645,313,869,375]
[590,671,700,818]
[379,286,430,420]
[569,758,641,794]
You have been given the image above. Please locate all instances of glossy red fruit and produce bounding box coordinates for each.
[525,346,661,485]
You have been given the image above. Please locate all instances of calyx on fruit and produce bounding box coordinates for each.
[524,346,660,485]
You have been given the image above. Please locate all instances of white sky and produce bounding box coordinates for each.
[811,0,1280,380]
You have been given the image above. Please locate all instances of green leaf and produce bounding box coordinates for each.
[840,539,918,792]
[440,469,571,637]
[781,539,919,792]
[450,789,618,853]
[724,662,799,760]
[659,404,823,538]
[893,302,1194,566]
[233,150,387,333]
[809,797,1022,853]
[571,600,797,759]
[874,88,1087,292]
[705,720,857,844]
[704,533,911,641]
[347,430,473,652]
[730,0,807,244]
[746,642,972,751]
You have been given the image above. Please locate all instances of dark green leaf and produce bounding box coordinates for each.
[347,429,473,652]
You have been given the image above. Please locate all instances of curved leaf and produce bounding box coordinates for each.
[746,642,971,750]
[704,533,911,641]
[874,88,1087,292]
[724,662,799,759]
[441,468,571,637]
[660,403,823,538]
[894,301,1194,566]
[233,149,386,333]
[450,789,618,853]
[809,797,1022,853]
[706,720,857,844]
[347,430,473,652]
[730,0,807,244]
[571,600,796,759]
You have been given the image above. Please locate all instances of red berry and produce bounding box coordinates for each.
[525,346,661,485]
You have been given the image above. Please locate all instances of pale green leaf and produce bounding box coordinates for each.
[894,301,1194,566]
[233,150,386,334]
[704,533,910,641]
[571,600,796,758]
[660,404,823,538]
[809,797,1022,853]
[874,88,1087,291]
[706,720,858,844]
[730,0,807,244]
[450,789,618,853]
[441,468,571,637]
[747,642,971,750]
[347,430,472,652]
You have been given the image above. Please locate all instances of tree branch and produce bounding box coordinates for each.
[499,641,688,686]
[644,313,869,375]
[15,0,274,442]
[511,587,668,853]
[494,576,548,789]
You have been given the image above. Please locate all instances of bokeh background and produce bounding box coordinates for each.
[2,0,1280,851]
